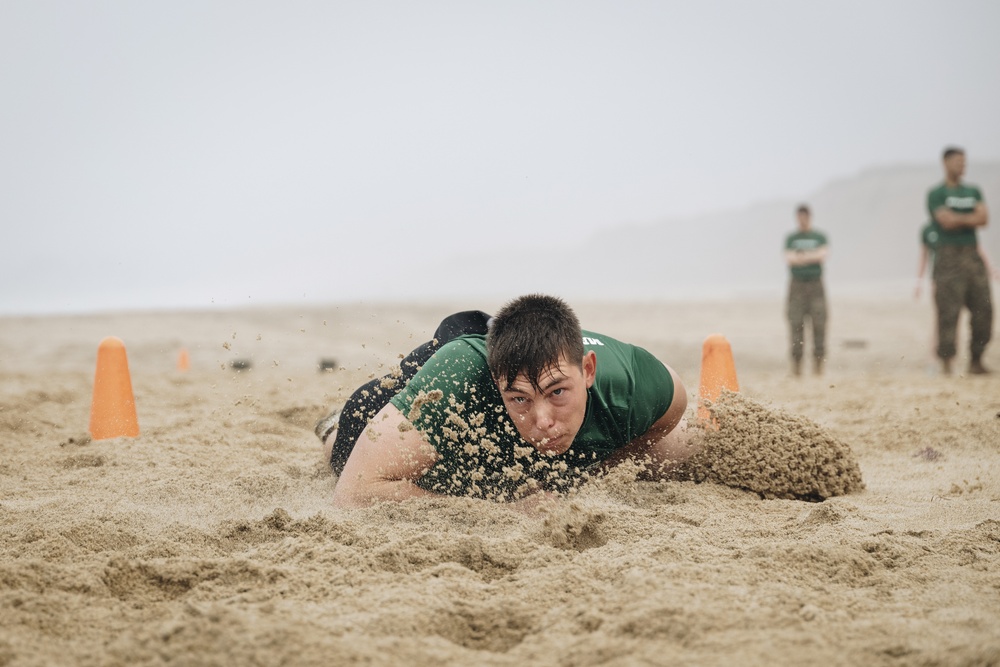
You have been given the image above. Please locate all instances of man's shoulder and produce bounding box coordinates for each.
[390,336,491,410]
[581,329,623,348]
[434,335,489,369]
[582,331,651,363]
[442,333,487,351]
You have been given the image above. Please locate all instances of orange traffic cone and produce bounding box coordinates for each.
[177,348,191,371]
[697,333,739,424]
[89,336,140,440]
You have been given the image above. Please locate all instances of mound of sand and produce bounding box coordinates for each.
[682,391,865,501]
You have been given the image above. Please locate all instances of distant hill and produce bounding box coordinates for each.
[382,162,1000,302]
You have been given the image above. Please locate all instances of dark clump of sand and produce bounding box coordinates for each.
[681,390,865,501]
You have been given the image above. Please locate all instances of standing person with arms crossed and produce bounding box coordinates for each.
[926,146,992,375]
[915,220,999,372]
[314,294,694,509]
[784,204,829,377]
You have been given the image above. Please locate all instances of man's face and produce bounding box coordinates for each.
[496,351,597,456]
[944,153,966,181]
[797,210,811,231]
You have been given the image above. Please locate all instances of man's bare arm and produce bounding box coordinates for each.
[934,202,988,230]
[785,246,828,267]
[332,404,440,508]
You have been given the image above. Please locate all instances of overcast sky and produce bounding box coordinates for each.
[2,0,999,314]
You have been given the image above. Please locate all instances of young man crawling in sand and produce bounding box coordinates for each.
[316,294,695,508]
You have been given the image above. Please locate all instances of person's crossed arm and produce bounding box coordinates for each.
[934,201,988,230]
[784,245,828,267]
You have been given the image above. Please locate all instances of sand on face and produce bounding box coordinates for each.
[1,297,999,665]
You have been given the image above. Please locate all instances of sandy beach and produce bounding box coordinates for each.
[1,296,998,666]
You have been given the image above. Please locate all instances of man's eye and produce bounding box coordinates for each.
[551,388,564,396]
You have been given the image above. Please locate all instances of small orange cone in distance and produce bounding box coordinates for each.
[177,348,191,371]
[697,333,739,424]
[89,336,140,440]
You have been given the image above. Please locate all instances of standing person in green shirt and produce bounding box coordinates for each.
[926,146,992,375]
[784,204,829,376]
[915,221,997,372]
[314,294,693,509]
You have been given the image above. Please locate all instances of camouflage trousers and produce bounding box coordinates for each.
[787,278,827,362]
[933,245,993,361]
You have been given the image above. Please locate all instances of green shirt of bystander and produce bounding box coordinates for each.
[785,230,828,280]
[926,184,984,247]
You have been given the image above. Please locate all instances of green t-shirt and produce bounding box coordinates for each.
[785,230,828,280]
[388,331,675,500]
[926,182,984,247]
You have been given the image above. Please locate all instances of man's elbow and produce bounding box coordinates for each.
[333,473,423,507]
[332,484,363,508]
[332,473,372,508]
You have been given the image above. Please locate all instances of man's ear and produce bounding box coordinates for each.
[582,350,597,388]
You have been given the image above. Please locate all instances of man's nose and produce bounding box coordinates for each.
[533,403,556,432]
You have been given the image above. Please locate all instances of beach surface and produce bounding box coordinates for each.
[2,296,998,666]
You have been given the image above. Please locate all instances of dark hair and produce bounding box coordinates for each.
[796,204,810,215]
[943,146,965,160]
[487,294,584,390]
